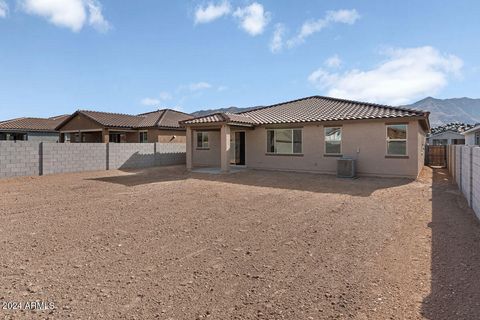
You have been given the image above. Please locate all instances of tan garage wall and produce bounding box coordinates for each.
[245,119,423,178]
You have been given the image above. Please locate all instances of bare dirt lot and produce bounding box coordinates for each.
[1,166,479,319]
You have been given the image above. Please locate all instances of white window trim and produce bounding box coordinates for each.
[386,124,408,156]
[324,127,342,155]
[266,128,303,155]
[196,131,209,149]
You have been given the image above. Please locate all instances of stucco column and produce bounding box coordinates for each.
[186,126,193,170]
[102,129,109,143]
[220,125,231,173]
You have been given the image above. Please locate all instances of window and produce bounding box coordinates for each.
[267,129,302,154]
[475,132,480,146]
[325,127,342,154]
[386,124,407,156]
[1,133,26,141]
[196,132,209,149]
[452,139,465,145]
[109,133,121,143]
[433,139,448,146]
[139,131,148,143]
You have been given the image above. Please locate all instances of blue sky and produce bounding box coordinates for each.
[0,0,479,119]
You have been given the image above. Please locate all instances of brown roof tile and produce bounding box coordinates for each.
[182,96,429,126]
[0,115,69,132]
[58,109,193,130]
[147,109,194,129]
[79,110,145,128]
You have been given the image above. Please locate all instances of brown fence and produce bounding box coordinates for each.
[426,145,447,167]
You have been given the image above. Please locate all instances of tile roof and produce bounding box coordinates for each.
[181,113,256,125]
[0,115,69,132]
[429,122,476,136]
[151,109,195,129]
[79,110,144,128]
[463,124,480,134]
[58,109,193,130]
[182,96,430,127]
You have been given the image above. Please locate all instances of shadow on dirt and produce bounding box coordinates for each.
[89,166,413,197]
[421,168,480,319]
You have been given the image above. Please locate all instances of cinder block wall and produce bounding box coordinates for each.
[455,146,462,187]
[42,143,107,175]
[107,143,186,169]
[461,146,472,205]
[472,148,480,220]
[450,145,480,221]
[0,141,40,178]
[155,143,186,166]
[108,143,156,169]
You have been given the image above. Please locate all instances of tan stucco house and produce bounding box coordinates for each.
[0,115,68,142]
[181,96,430,178]
[464,124,480,146]
[56,109,192,143]
[427,130,466,146]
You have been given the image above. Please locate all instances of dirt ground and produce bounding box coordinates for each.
[0,166,479,320]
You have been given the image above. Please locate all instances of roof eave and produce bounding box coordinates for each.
[0,128,58,133]
[180,121,226,127]
[226,122,255,127]
[463,125,480,134]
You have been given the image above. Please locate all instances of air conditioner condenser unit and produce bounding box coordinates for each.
[337,157,356,178]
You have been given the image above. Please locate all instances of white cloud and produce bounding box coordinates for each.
[20,0,110,32]
[287,9,359,47]
[189,82,212,91]
[233,2,270,36]
[86,0,110,32]
[326,9,360,24]
[325,54,342,68]
[158,91,172,100]
[0,0,9,18]
[141,98,161,106]
[141,91,172,106]
[270,23,285,53]
[308,46,463,105]
[171,105,184,112]
[217,85,228,92]
[194,1,231,24]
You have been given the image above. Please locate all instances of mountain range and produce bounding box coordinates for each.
[405,97,480,126]
[192,97,480,127]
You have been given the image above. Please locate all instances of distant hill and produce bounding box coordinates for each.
[191,97,480,127]
[404,97,480,126]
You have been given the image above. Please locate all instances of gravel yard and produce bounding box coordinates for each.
[0,166,479,319]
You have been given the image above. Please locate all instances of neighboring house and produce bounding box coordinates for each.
[181,96,430,178]
[0,115,68,142]
[427,130,466,146]
[56,109,193,143]
[427,122,475,145]
[463,124,480,146]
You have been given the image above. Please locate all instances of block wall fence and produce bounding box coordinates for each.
[447,145,480,221]
[0,141,186,178]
